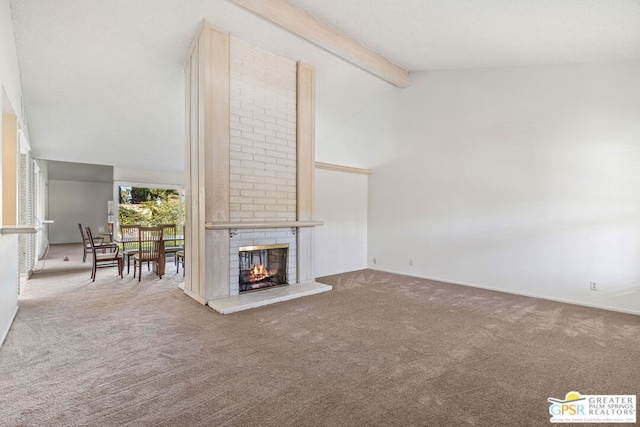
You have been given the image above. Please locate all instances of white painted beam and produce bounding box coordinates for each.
[231,0,410,88]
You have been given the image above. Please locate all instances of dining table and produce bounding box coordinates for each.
[114,234,184,277]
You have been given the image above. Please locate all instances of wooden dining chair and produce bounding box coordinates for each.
[159,223,181,263]
[78,223,103,263]
[176,250,185,276]
[105,222,114,242]
[86,227,123,281]
[133,226,164,282]
[119,224,140,274]
[176,225,185,276]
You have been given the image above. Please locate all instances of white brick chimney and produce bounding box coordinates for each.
[183,23,330,312]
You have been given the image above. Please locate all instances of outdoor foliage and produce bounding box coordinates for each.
[118,186,183,226]
[119,187,178,204]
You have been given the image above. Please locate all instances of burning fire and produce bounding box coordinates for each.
[249,263,275,283]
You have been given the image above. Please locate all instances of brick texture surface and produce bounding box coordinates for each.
[229,37,297,222]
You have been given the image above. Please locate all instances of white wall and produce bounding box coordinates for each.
[34,159,48,259]
[362,63,640,314]
[0,234,18,346]
[316,89,401,170]
[315,168,368,277]
[48,180,112,244]
[1,0,25,133]
[1,0,27,347]
[113,166,184,187]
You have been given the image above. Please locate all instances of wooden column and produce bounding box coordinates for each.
[184,23,230,303]
[2,113,18,226]
[296,62,316,283]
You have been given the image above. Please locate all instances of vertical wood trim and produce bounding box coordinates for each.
[297,227,314,283]
[184,23,231,303]
[296,62,315,222]
[2,113,18,226]
[208,229,230,299]
[197,30,208,299]
[185,33,203,300]
[184,55,193,295]
[205,27,231,300]
[191,42,201,298]
[296,62,316,283]
[206,29,230,222]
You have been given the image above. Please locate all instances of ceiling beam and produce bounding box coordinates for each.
[230,0,410,88]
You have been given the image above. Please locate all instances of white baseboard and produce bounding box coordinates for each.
[0,306,19,348]
[369,267,640,316]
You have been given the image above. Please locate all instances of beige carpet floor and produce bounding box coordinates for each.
[1,245,639,426]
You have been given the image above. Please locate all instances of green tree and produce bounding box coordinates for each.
[129,188,178,204]
[118,187,182,226]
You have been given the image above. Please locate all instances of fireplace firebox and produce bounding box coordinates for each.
[238,244,288,292]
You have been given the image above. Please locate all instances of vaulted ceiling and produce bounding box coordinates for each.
[10,0,640,172]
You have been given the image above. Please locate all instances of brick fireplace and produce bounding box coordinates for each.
[237,243,289,292]
[183,23,331,313]
[232,229,296,294]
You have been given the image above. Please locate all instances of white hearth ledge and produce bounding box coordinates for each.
[207,281,332,314]
[205,220,323,230]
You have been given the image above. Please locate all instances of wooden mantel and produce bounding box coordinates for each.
[205,220,323,230]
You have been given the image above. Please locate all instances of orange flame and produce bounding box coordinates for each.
[249,263,275,283]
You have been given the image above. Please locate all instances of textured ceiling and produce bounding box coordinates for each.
[289,0,640,70]
[9,0,640,173]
